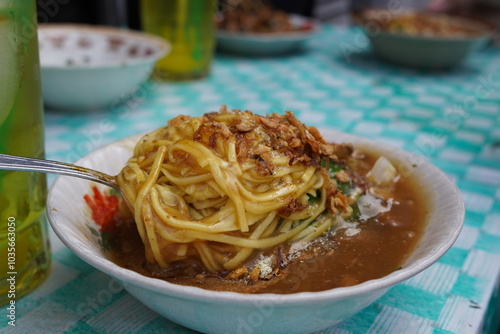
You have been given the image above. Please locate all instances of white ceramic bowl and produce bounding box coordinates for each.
[356,11,493,69]
[216,15,318,56]
[38,24,170,111]
[364,29,492,69]
[47,129,464,334]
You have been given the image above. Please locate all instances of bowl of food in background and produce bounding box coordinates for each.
[38,24,170,111]
[216,0,318,56]
[356,10,494,69]
[46,107,464,334]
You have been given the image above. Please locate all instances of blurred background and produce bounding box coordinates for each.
[36,0,500,29]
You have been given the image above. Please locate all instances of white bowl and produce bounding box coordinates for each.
[38,24,170,111]
[47,129,464,334]
[216,15,318,56]
[356,10,493,69]
[363,28,492,69]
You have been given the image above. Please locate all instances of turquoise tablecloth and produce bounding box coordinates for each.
[3,25,500,334]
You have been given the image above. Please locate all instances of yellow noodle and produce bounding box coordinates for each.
[117,108,350,272]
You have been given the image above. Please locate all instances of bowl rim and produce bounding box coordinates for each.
[361,26,493,43]
[47,129,465,305]
[38,23,170,69]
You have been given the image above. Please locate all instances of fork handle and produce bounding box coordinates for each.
[0,153,118,189]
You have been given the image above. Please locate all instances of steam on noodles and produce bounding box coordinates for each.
[117,106,389,279]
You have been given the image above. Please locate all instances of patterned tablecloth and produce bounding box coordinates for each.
[2,25,500,334]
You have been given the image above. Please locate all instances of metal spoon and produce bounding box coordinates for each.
[0,153,118,189]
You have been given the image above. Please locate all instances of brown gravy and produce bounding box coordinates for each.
[103,152,427,294]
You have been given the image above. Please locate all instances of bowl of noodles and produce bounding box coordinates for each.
[47,107,464,334]
[356,10,494,68]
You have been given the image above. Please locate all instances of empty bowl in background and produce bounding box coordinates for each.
[38,24,170,111]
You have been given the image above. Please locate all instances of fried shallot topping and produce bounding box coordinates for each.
[169,105,355,218]
[194,105,346,170]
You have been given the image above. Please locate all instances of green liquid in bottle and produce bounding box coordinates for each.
[0,0,51,305]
